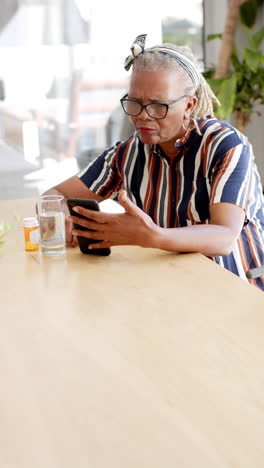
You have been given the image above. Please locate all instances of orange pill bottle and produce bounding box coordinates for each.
[23,217,39,251]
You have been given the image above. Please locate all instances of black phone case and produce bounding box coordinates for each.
[67,198,111,256]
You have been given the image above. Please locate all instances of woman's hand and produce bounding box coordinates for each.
[70,190,158,250]
[65,216,78,247]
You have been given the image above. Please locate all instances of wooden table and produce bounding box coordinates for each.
[1,198,264,468]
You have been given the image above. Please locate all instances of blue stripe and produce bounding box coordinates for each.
[216,253,240,276]
[130,140,145,210]
[220,145,249,204]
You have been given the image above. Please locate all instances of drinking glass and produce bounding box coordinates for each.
[37,195,66,256]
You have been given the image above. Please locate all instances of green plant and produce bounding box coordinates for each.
[0,215,20,253]
[203,0,264,132]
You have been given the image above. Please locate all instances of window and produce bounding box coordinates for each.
[0,0,204,199]
[161,0,203,61]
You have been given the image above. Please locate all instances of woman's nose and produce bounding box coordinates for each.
[138,106,152,120]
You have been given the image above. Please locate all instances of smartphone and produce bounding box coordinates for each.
[67,198,111,256]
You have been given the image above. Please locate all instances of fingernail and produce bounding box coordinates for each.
[73,207,79,213]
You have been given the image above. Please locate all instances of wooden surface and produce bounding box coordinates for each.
[1,198,264,468]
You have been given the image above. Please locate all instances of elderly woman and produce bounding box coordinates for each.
[46,34,264,290]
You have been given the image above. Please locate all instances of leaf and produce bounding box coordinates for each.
[207,33,222,41]
[204,6,264,127]
[0,230,10,240]
[252,27,264,48]
[0,213,20,241]
[240,0,258,28]
[217,74,237,119]
[206,76,227,98]
[231,47,241,70]
[203,68,215,80]
[243,48,264,72]
[243,26,258,49]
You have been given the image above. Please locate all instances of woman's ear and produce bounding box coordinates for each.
[185,96,197,115]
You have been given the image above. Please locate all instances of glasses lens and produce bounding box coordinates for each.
[147,103,167,119]
[121,99,141,116]
[121,99,168,119]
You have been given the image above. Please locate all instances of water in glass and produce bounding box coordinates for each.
[39,211,66,256]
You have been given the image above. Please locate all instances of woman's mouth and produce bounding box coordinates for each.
[137,127,156,134]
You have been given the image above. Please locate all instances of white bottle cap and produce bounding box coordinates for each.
[23,217,39,228]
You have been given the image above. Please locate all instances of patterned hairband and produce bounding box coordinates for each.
[124,34,201,89]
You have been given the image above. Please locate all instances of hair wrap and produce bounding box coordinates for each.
[124,34,147,71]
[124,34,201,89]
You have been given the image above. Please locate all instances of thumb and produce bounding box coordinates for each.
[118,190,142,216]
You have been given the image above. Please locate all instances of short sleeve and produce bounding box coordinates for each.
[209,134,257,219]
[77,142,123,199]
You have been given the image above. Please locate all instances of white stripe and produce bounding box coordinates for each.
[247,225,263,266]
[213,144,243,204]
[232,241,247,280]
[77,160,94,179]
[244,150,261,219]
[155,159,164,225]
[175,156,185,224]
[123,139,138,204]
[206,126,234,172]
[89,148,115,192]
[236,155,251,207]
[254,213,264,242]
[156,158,168,227]
[139,145,150,208]
[162,160,169,228]
[188,145,202,222]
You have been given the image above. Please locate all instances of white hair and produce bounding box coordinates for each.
[131,44,220,132]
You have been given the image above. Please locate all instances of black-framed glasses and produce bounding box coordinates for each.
[120,94,187,119]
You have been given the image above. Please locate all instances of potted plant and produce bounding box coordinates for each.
[203,0,264,133]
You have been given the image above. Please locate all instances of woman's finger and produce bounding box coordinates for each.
[88,240,112,249]
[70,216,106,231]
[72,229,106,240]
[65,216,74,244]
[70,234,79,247]
[72,206,110,223]
[118,190,143,217]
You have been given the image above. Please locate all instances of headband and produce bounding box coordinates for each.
[124,34,201,89]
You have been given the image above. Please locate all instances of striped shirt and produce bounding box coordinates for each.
[78,117,264,290]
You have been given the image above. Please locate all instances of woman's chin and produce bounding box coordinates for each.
[137,132,159,145]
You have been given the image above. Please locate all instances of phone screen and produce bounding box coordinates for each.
[67,198,111,256]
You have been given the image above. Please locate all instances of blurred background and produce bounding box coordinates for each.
[0,0,263,200]
[0,0,204,198]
